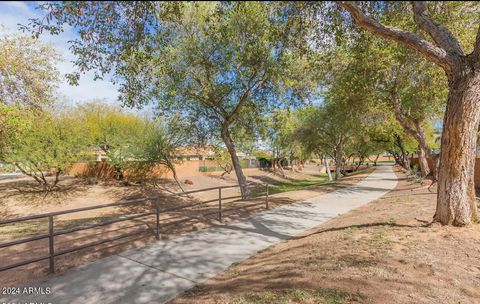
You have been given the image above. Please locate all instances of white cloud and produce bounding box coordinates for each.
[0,1,121,104]
[2,1,30,12]
[57,72,119,103]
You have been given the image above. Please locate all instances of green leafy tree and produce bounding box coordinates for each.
[334,1,480,226]
[295,104,353,180]
[0,33,60,170]
[76,102,186,188]
[0,33,60,108]
[368,112,418,170]
[130,116,188,190]
[380,49,446,179]
[76,102,146,180]
[323,31,446,179]
[267,110,303,177]
[213,148,233,177]
[1,108,89,191]
[278,0,480,226]
[28,2,303,199]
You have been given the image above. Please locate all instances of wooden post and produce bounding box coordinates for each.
[218,187,222,222]
[155,201,160,240]
[265,183,269,209]
[48,215,55,274]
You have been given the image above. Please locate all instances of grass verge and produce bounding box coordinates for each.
[201,288,362,304]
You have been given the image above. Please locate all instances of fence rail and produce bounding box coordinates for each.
[0,183,269,273]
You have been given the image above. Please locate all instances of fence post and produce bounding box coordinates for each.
[218,187,222,222]
[265,183,269,209]
[48,215,55,274]
[155,201,160,240]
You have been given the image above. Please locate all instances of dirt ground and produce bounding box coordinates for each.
[0,165,331,219]
[173,167,480,304]
[0,165,372,287]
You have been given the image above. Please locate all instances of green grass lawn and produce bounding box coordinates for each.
[250,167,374,197]
[376,160,395,164]
[267,175,330,194]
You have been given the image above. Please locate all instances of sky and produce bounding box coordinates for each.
[0,1,120,104]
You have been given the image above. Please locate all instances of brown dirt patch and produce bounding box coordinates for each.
[173,167,480,304]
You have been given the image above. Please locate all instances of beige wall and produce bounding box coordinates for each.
[69,159,245,180]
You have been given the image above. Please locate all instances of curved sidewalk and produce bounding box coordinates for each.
[2,166,398,304]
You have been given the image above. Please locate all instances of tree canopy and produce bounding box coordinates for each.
[0,33,60,108]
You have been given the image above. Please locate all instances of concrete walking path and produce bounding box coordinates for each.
[2,166,398,304]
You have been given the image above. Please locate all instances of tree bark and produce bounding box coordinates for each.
[367,154,380,166]
[52,170,61,188]
[354,156,365,171]
[276,158,286,177]
[324,156,333,181]
[14,163,43,185]
[392,135,411,170]
[389,150,402,168]
[334,149,342,181]
[435,72,480,225]
[221,126,250,199]
[14,162,55,192]
[417,146,430,177]
[389,87,435,178]
[164,158,185,193]
[414,122,438,180]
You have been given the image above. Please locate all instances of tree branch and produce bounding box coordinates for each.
[472,25,480,62]
[225,69,262,123]
[390,89,419,139]
[411,2,464,58]
[336,1,451,73]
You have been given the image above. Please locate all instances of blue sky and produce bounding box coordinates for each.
[0,1,120,104]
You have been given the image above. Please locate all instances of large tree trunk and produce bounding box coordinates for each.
[435,73,480,226]
[390,90,435,178]
[432,155,440,181]
[332,137,345,180]
[391,135,410,170]
[221,127,250,199]
[334,150,342,181]
[276,158,287,177]
[414,122,438,180]
[324,156,333,181]
[417,146,430,177]
[389,151,401,168]
[354,156,365,171]
[367,154,380,166]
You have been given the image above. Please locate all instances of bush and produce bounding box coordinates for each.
[240,159,250,168]
[407,165,424,184]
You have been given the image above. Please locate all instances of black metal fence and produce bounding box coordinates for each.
[0,184,269,273]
